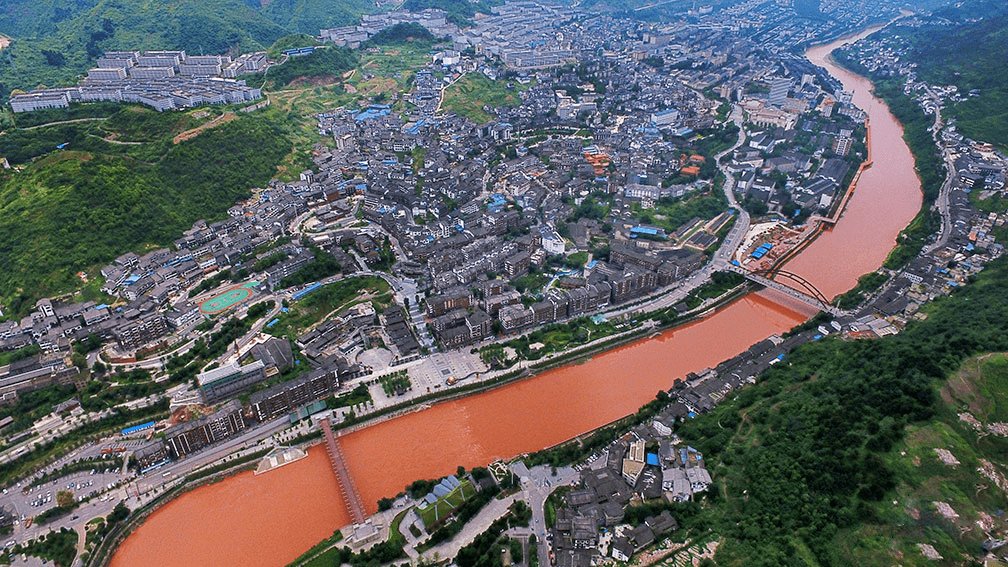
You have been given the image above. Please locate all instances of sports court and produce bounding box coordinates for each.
[199,282,259,314]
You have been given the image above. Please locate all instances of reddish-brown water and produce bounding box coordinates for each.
[784,36,923,300]
[110,294,810,567]
[112,29,923,567]
[340,291,813,513]
[111,446,348,567]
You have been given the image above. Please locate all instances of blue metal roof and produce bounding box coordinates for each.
[121,421,156,436]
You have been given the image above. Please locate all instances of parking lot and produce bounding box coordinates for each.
[1,436,141,542]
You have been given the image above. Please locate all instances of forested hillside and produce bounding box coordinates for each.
[863,0,1008,150]
[261,0,375,35]
[674,255,1008,565]
[0,0,372,98]
[0,107,291,315]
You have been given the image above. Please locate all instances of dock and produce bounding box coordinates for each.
[254,446,308,475]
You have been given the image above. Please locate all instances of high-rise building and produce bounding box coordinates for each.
[768,77,791,107]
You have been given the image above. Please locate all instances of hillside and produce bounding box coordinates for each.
[887,2,1008,149]
[261,0,375,35]
[0,106,291,316]
[848,352,1008,565]
[0,0,373,98]
[672,255,1008,566]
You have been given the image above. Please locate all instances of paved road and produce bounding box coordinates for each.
[421,493,517,562]
[510,462,579,567]
[922,90,955,255]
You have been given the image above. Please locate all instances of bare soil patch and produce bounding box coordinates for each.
[173,112,236,144]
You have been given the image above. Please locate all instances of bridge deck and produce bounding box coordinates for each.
[321,418,367,524]
[725,265,841,316]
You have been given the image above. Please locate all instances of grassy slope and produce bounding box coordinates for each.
[0,105,291,315]
[674,255,1008,567]
[265,276,390,338]
[441,73,526,124]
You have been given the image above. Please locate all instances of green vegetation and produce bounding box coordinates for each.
[246,300,275,320]
[442,74,525,124]
[280,247,343,289]
[266,47,359,89]
[634,189,728,235]
[261,0,374,36]
[455,501,531,567]
[829,352,1008,564]
[544,485,571,528]
[9,528,77,567]
[267,34,320,59]
[325,383,371,411]
[284,529,344,567]
[511,272,551,294]
[379,370,411,396]
[0,109,290,317]
[678,270,746,311]
[833,271,890,309]
[669,254,1008,566]
[565,193,611,224]
[0,382,77,436]
[363,23,438,47]
[266,276,388,337]
[494,316,620,361]
[253,252,288,273]
[891,7,1008,150]
[419,480,477,528]
[297,537,404,567]
[423,484,501,549]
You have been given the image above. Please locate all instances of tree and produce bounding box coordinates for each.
[56,490,75,509]
[71,352,87,370]
[107,501,129,524]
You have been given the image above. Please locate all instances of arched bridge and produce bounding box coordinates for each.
[723,264,841,316]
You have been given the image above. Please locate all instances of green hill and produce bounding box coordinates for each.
[261,0,375,35]
[0,106,291,316]
[863,1,1008,150]
[0,0,374,98]
[672,254,1008,566]
[910,12,1008,150]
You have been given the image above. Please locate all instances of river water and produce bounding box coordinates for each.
[110,28,922,567]
[784,34,922,299]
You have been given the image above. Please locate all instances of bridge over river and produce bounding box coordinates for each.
[722,264,842,316]
[321,418,367,524]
